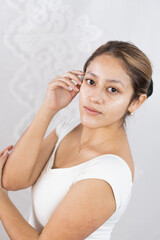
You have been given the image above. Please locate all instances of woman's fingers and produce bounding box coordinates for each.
[58,77,79,91]
[2,150,8,157]
[7,145,13,151]
[49,78,78,92]
[62,70,85,85]
[54,79,70,91]
[0,146,13,157]
[49,70,85,92]
[50,76,79,91]
[0,150,8,168]
[0,151,9,191]
[70,70,84,74]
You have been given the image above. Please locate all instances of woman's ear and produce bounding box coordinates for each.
[128,94,147,113]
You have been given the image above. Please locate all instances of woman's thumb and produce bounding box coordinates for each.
[3,150,8,156]
[0,150,8,166]
[70,88,79,98]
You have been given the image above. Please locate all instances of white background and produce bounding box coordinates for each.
[0,0,159,239]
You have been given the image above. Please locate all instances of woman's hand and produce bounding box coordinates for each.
[43,70,85,112]
[0,145,13,196]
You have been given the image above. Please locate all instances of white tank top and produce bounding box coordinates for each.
[28,117,133,240]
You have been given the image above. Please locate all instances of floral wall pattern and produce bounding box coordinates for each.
[4,0,102,139]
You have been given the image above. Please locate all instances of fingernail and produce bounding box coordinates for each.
[3,150,8,156]
[78,75,84,81]
[75,87,79,91]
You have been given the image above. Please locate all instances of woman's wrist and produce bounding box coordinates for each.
[0,190,9,209]
[40,103,58,120]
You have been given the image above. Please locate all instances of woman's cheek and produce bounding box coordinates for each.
[79,84,88,104]
[80,84,88,98]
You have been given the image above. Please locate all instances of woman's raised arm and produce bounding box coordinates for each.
[2,105,58,190]
[2,70,84,190]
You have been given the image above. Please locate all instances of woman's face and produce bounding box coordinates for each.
[79,54,134,128]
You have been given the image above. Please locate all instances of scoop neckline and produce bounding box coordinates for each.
[47,117,133,183]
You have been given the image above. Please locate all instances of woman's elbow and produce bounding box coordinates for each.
[2,173,15,190]
[2,171,29,191]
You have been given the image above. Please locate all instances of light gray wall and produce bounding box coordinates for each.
[0,0,159,239]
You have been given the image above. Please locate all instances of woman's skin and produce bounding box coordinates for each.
[0,146,13,194]
[0,147,40,238]
[0,55,147,239]
[79,54,143,146]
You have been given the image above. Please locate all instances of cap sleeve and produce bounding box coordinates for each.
[55,120,66,138]
[73,155,133,212]
[55,117,80,139]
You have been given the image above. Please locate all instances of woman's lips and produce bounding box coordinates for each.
[84,106,102,115]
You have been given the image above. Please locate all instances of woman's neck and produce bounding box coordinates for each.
[78,122,126,148]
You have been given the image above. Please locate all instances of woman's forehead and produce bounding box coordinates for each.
[85,56,132,88]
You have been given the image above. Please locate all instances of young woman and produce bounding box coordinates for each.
[1,41,153,240]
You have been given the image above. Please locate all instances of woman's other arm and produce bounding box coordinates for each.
[0,149,116,240]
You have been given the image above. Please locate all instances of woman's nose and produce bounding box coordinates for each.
[90,96,104,104]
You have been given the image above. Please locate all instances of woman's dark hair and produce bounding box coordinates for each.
[83,41,153,123]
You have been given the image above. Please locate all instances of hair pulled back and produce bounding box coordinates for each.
[83,41,153,119]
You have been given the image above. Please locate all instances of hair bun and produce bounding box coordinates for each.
[147,79,153,98]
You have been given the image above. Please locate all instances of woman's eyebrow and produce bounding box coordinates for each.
[85,71,125,87]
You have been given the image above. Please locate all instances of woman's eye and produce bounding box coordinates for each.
[108,87,118,94]
[85,79,119,94]
[85,79,95,85]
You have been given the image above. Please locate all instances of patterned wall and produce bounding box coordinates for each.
[4,0,102,140]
